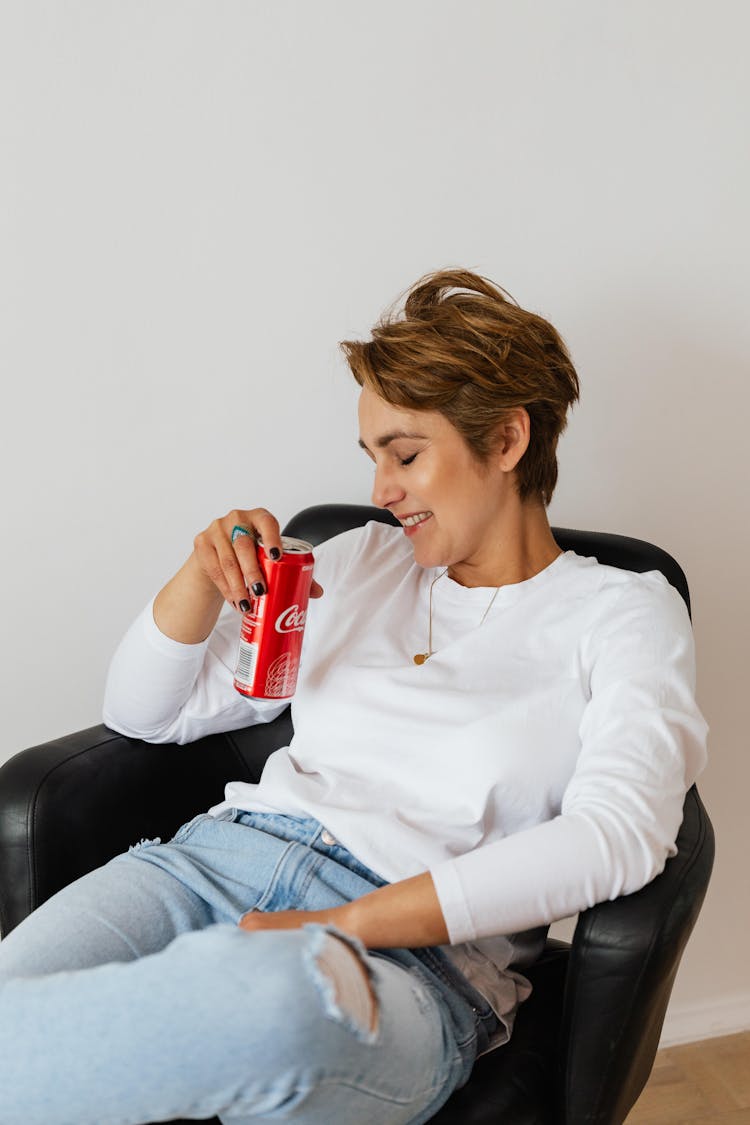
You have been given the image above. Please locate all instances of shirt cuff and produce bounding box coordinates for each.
[141,597,211,660]
[430,859,477,945]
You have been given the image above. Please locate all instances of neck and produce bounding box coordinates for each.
[447,500,561,588]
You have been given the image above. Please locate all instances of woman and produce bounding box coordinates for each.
[0,270,707,1124]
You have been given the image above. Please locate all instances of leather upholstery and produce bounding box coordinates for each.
[0,505,714,1124]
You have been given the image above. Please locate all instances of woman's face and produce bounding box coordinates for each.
[357,386,522,586]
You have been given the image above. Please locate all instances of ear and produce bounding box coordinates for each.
[493,408,531,471]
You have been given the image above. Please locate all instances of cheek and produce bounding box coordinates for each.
[406,467,436,502]
[433,472,474,512]
[423,461,459,496]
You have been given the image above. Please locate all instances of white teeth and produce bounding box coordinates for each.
[403,512,432,526]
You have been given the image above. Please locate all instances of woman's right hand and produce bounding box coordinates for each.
[194,507,325,608]
[192,507,281,609]
[154,507,323,645]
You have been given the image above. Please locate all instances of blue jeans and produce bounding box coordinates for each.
[0,809,499,1124]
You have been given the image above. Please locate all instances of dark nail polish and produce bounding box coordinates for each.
[251,582,265,597]
[270,547,282,561]
[239,599,251,613]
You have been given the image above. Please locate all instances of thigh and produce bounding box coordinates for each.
[0,808,288,980]
[284,942,470,1125]
[0,922,469,1125]
[0,839,212,980]
[214,926,469,1125]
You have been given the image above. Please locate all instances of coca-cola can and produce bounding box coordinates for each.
[233,535,314,700]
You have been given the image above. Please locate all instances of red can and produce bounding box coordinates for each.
[233,535,314,700]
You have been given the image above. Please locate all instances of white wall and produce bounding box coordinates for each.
[2,0,748,1044]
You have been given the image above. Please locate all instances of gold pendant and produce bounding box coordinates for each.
[413,653,429,665]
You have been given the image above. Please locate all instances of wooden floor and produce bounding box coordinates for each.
[626,1032,750,1123]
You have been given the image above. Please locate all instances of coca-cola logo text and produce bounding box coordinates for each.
[275,605,307,634]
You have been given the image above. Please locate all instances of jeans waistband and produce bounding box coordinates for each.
[231,809,391,886]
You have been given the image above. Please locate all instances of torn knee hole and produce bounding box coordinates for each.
[310,931,379,1040]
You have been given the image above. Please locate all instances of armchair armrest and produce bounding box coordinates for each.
[0,715,290,937]
[559,785,715,1124]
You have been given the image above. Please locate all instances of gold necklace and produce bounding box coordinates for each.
[413,570,502,665]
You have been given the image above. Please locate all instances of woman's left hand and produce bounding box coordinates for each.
[238,906,351,935]
[237,872,449,950]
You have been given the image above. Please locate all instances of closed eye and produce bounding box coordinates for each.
[400,453,418,467]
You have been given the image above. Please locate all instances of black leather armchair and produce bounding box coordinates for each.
[0,504,714,1125]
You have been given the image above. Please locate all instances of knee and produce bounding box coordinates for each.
[189,923,379,1046]
[304,924,379,1041]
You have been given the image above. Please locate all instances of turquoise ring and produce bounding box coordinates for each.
[231,525,253,544]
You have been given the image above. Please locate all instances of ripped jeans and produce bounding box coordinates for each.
[0,809,499,1125]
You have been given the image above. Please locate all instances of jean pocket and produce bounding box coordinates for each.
[171,808,240,845]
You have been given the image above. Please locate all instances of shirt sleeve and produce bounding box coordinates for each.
[429,573,709,944]
[102,598,288,744]
[100,526,366,746]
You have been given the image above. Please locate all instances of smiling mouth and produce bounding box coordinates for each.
[400,511,433,528]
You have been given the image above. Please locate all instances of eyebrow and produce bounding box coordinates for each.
[358,430,428,452]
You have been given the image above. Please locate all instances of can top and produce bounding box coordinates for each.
[278,536,314,555]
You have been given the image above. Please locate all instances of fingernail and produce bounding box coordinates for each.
[239,599,251,612]
[269,547,281,560]
[251,582,265,597]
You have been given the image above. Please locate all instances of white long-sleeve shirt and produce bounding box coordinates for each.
[103,520,708,1044]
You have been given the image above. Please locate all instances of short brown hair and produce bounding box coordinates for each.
[340,268,580,506]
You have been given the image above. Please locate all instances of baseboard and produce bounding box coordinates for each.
[660,990,750,1047]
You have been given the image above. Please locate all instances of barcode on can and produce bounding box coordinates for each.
[235,640,259,686]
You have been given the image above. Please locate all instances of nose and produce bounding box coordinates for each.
[371,460,406,511]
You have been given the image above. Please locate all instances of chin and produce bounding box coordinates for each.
[411,545,448,571]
